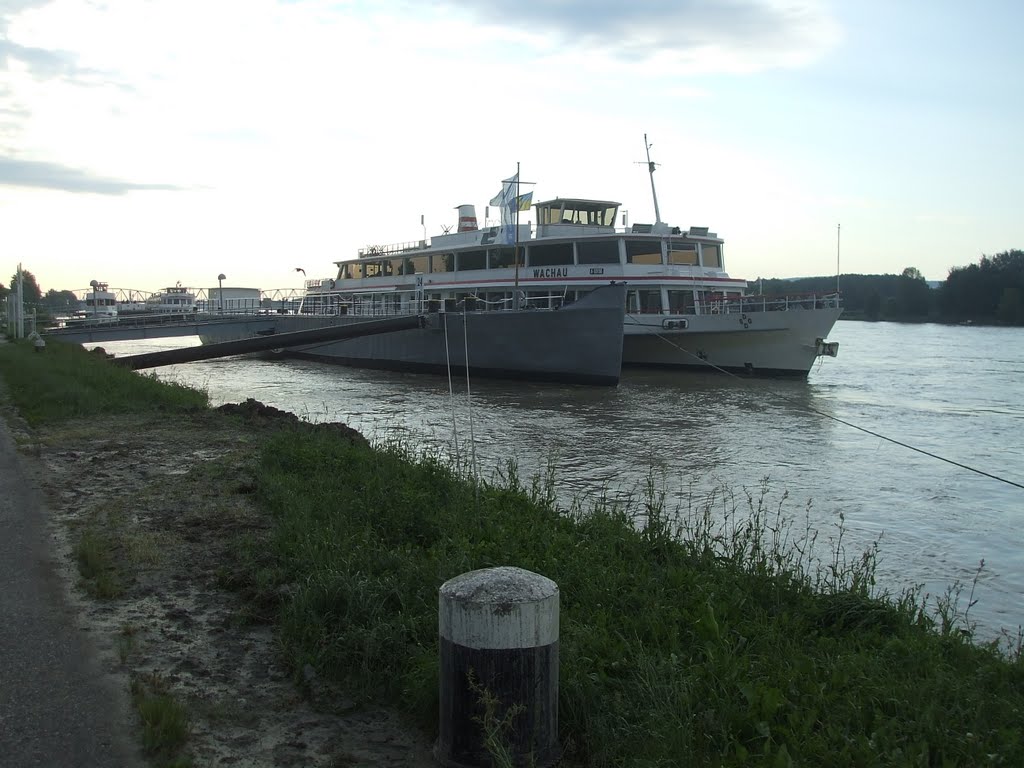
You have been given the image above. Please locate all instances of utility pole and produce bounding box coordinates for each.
[16,263,25,339]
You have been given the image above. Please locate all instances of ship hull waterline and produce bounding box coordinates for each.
[199,283,628,387]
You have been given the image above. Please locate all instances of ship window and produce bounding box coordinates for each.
[668,244,698,265]
[363,262,383,278]
[639,290,662,313]
[429,254,454,273]
[668,290,695,314]
[578,239,620,264]
[701,245,721,267]
[626,240,663,264]
[528,242,573,267]
[537,206,562,225]
[398,255,428,274]
[343,263,364,279]
[458,250,486,271]
[489,247,517,269]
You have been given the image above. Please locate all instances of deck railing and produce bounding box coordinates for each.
[695,293,842,316]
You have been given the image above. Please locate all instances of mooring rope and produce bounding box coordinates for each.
[461,308,480,487]
[442,313,461,467]
[640,317,1024,492]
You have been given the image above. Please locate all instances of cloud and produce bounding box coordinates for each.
[0,1,98,81]
[0,156,183,194]
[435,0,839,72]
[0,38,80,78]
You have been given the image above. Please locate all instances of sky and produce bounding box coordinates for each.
[1,0,1022,296]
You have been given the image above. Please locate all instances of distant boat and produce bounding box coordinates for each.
[145,284,198,315]
[83,281,118,324]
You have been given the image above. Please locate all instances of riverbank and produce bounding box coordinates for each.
[0,344,434,766]
[1,338,1022,766]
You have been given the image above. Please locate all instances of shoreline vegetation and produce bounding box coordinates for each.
[2,339,1022,766]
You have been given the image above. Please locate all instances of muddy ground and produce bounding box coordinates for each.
[12,402,437,767]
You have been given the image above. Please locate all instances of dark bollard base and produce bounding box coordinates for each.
[435,638,560,768]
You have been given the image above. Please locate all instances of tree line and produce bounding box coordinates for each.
[757,249,1024,325]
[0,270,80,317]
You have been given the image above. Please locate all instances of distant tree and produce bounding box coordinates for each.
[41,288,81,316]
[866,291,882,321]
[996,286,1024,325]
[896,265,932,318]
[941,249,1024,324]
[901,266,924,281]
[8,269,43,305]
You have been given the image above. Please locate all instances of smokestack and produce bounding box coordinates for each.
[455,204,477,232]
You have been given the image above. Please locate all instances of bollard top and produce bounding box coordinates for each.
[440,566,557,606]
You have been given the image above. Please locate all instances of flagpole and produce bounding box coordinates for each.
[513,161,521,310]
[836,223,841,294]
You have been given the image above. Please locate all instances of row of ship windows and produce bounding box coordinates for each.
[337,240,721,279]
[302,289,734,314]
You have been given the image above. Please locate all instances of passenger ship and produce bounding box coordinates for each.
[300,163,840,377]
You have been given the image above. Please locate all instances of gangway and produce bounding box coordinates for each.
[110,315,425,370]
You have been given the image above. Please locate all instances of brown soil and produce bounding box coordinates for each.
[14,402,437,767]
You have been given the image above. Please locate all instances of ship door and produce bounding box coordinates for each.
[415,276,424,311]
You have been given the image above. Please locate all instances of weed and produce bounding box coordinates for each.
[131,672,190,763]
[468,670,527,768]
[117,624,139,664]
[74,528,124,599]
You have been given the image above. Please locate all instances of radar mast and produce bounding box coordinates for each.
[643,133,663,225]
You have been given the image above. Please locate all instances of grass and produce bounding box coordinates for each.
[4,340,1023,765]
[247,429,1024,767]
[131,672,191,766]
[0,337,207,426]
[74,527,125,599]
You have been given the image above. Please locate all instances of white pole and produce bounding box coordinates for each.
[836,223,841,294]
[16,263,25,339]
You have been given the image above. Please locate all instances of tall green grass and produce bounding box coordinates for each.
[252,429,1024,766]
[0,338,206,424]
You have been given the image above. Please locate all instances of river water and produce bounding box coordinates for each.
[91,320,1024,642]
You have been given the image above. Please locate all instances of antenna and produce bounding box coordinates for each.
[636,133,663,225]
[836,223,841,294]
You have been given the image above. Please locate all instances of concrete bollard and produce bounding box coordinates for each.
[436,566,560,768]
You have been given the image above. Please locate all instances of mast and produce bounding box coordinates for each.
[513,161,521,309]
[836,223,841,294]
[644,134,663,225]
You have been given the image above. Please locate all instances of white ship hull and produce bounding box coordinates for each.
[623,304,842,376]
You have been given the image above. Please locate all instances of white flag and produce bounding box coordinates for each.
[489,172,519,208]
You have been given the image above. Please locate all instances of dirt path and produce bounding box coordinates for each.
[13,405,436,767]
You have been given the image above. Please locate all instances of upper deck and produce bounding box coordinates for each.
[316,196,726,289]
